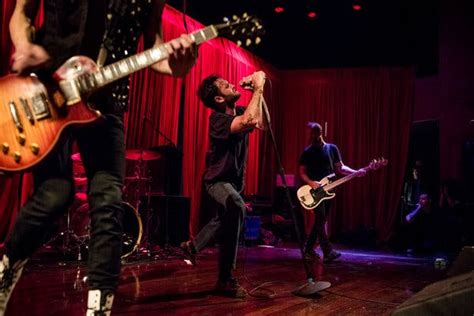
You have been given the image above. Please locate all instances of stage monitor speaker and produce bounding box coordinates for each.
[448,246,474,277]
[392,271,474,316]
[142,194,190,247]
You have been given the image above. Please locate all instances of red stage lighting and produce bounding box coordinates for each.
[274,6,285,13]
[307,11,317,19]
[352,3,362,11]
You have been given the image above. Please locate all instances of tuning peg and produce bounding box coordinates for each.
[237,40,242,47]
[242,12,248,19]
[231,29,237,36]
[223,17,229,23]
[232,15,239,21]
[241,28,247,34]
[255,36,262,45]
[246,38,252,46]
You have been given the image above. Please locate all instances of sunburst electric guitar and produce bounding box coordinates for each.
[296,158,388,210]
[0,14,263,173]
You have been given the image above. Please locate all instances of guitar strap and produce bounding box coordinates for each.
[324,143,335,174]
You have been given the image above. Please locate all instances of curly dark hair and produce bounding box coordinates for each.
[197,74,221,110]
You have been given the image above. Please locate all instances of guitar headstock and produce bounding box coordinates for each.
[214,13,265,47]
[368,157,388,170]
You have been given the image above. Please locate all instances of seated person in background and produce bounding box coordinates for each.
[405,193,436,253]
[402,160,428,215]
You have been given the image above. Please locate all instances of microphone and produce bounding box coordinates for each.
[239,75,254,90]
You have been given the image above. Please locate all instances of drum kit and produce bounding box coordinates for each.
[50,149,162,261]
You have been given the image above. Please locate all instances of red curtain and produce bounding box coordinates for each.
[0,4,413,243]
[277,68,414,241]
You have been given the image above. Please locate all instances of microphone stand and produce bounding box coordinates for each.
[261,96,331,296]
[141,115,183,260]
[142,116,183,156]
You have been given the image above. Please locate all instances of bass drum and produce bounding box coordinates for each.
[72,201,143,258]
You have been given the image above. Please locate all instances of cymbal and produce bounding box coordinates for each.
[125,149,161,161]
[125,176,152,181]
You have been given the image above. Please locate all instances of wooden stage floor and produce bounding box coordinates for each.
[6,243,444,315]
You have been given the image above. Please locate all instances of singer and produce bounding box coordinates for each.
[180,72,267,298]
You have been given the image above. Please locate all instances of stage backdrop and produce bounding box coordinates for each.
[0,4,413,243]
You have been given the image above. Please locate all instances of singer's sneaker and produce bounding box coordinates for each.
[86,290,115,316]
[0,255,28,316]
[215,278,247,298]
[303,248,320,261]
[179,240,197,266]
[323,250,342,263]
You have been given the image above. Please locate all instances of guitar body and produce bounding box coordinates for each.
[296,158,388,210]
[0,58,101,172]
[297,177,335,210]
[0,16,263,173]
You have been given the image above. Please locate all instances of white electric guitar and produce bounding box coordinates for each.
[297,158,388,210]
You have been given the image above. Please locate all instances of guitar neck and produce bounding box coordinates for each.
[323,167,368,191]
[76,25,218,94]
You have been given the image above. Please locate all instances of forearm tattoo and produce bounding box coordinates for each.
[241,114,254,127]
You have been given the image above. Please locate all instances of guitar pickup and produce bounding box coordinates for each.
[8,101,24,132]
[19,98,35,125]
[31,92,51,120]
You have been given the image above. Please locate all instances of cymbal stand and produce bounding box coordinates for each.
[47,206,87,263]
[152,195,183,260]
[124,153,154,260]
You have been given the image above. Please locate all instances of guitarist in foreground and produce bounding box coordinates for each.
[298,122,366,263]
[1,1,197,315]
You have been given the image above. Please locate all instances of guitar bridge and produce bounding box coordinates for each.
[31,93,51,120]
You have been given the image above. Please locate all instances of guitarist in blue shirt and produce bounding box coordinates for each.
[298,122,366,262]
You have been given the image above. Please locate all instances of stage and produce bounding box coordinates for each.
[6,243,444,315]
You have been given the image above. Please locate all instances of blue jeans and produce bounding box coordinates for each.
[5,113,125,292]
[193,182,246,281]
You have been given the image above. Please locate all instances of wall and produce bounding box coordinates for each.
[414,0,474,181]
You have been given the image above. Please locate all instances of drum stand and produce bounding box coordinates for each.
[47,206,87,263]
[152,196,183,260]
[123,153,155,261]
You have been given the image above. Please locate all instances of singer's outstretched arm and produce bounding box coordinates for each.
[230,71,266,133]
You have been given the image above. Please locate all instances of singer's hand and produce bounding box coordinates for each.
[252,71,266,90]
[240,71,266,90]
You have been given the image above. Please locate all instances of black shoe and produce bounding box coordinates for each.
[0,255,28,316]
[323,250,341,263]
[180,241,197,266]
[304,249,320,261]
[215,278,247,298]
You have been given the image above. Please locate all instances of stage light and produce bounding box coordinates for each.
[307,11,317,19]
[274,6,285,13]
[273,0,286,14]
[352,2,363,11]
[306,0,318,20]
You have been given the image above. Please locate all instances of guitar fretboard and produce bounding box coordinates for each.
[324,167,369,191]
[74,25,218,94]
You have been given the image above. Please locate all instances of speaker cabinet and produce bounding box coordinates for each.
[392,271,474,316]
[141,194,190,246]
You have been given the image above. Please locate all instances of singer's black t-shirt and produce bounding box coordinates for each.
[203,106,250,192]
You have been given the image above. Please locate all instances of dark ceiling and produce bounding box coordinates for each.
[167,0,439,74]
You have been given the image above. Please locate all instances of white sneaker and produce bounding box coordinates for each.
[0,255,28,316]
[86,289,114,316]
